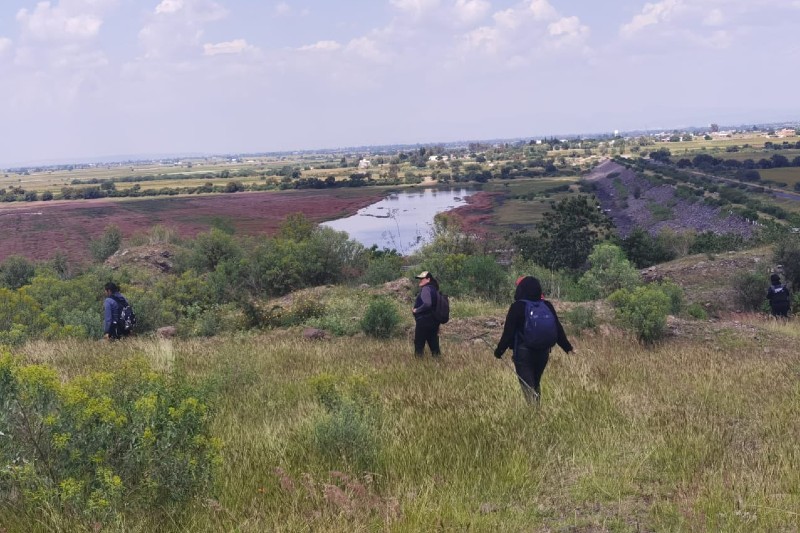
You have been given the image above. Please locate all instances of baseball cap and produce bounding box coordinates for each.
[415,271,431,279]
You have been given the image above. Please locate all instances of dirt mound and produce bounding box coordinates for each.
[589,161,753,238]
[105,244,180,274]
[640,247,775,313]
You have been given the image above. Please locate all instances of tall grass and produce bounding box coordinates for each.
[4,316,800,531]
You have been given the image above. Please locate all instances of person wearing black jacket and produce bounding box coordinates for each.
[412,271,441,357]
[767,273,791,317]
[494,276,573,404]
[103,281,129,340]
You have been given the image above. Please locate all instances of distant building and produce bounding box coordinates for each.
[358,159,371,169]
[776,128,797,138]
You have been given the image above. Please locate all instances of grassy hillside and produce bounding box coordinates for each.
[3,298,799,532]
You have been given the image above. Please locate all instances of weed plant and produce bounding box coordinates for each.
[1,308,799,531]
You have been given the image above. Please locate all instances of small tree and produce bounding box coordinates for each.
[578,243,641,299]
[89,225,122,263]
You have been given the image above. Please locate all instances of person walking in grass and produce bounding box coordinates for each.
[494,276,573,405]
[412,271,441,358]
[103,281,130,341]
[767,273,791,318]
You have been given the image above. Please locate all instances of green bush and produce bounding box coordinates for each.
[89,225,122,263]
[578,243,641,299]
[0,354,220,524]
[282,294,326,326]
[0,255,36,290]
[458,255,508,301]
[308,374,380,471]
[362,254,403,285]
[359,298,400,339]
[609,285,671,344]
[686,303,708,320]
[732,271,767,311]
[773,235,800,290]
[655,280,684,315]
[563,305,597,332]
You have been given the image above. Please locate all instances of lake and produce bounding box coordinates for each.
[322,188,474,254]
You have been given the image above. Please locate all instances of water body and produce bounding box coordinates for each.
[322,188,474,254]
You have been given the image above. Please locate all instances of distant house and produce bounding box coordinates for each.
[776,128,797,138]
[358,159,371,169]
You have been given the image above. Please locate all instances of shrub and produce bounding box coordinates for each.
[733,271,768,311]
[655,280,684,315]
[360,298,400,339]
[562,305,597,333]
[89,225,122,263]
[308,374,380,471]
[773,235,800,290]
[0,355,220,524]
[362,254,403,285]
[609,285,671,344]
[686,303,708,320]
[282,294,326,326]
[578,243,641,299]
[457,255,508,301]
[0,255,36,290]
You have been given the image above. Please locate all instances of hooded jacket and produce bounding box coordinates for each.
[767,277,791,308]
[495,277,572,356]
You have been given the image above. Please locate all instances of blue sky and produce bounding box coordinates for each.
[1,0,799,166]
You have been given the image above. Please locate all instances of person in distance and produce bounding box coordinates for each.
[411,271,442,358]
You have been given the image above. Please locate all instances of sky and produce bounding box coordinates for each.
[1,0,799,166]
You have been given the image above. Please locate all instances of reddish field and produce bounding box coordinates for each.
[0,190,382,263]
[446,192,502,238]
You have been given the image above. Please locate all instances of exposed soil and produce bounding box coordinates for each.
[0,190,382,264]
[587,160,754,238]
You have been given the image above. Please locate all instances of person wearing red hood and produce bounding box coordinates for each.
[494,276,573,405]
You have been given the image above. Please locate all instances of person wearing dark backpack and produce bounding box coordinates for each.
[767,273,791,318]
[412,271,442,358]
[103,282,132,340]
[493,276,573,405]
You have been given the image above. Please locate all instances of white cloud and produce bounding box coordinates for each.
[156,0,184,15]
[620,0,683,38]
[459,1,590,62]
[548,16,588,40]
[390,0,441,18]
[453,0,491,26]
[16,2,104,42]
[0,38,11,55]
[138,0,227,60]
[204,39,255,56]
[529,0,557,21]
[274,2,291,16]
[298,40,342,52]
[492,9,520,30]
[345,37,390,63]
[703,8,724,26]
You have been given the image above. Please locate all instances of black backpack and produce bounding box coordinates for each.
[111,295,137,336]
[518,299,557,349]
[433,290,450,324]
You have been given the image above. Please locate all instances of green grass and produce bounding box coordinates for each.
[760,167,800,187]
[4,309,800,531]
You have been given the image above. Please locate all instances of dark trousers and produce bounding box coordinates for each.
[512,344,550,404]
[414,317,440,357]
[771,304,790,318]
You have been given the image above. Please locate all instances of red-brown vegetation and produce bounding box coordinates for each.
[0,190,382,263]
